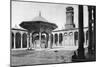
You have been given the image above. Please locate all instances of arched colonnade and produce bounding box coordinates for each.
[11,29,89,50]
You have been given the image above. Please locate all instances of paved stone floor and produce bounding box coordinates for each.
[11,49,74,66]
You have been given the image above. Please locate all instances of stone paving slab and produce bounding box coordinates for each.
[11,49,74,66]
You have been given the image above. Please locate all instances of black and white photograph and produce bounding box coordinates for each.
[10,0,96,66]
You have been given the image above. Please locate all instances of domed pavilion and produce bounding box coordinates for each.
[20,12,58,49]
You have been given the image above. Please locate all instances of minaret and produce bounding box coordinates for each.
[65,7,75,29]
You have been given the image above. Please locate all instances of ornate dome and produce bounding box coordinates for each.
[20,11,58,32]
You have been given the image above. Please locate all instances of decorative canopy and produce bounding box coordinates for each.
[20,12,58,33]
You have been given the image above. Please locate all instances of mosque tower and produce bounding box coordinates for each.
[65,7,75,29]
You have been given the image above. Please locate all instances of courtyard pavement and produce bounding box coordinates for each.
[11,47,75,66]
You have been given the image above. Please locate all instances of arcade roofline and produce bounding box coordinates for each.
[11,28,27,31]
[11,27,88,32]
[53,27,88,32]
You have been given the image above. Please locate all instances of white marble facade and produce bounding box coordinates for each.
[11,27,88,50]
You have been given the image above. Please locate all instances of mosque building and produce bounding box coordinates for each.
[11,3,96,66]
[11,7,89,51]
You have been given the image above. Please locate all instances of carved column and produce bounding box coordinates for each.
[21,32,23,48]
[30,33,32,49]
[48,34,51,48]
[53,34,55,47]
[27,33,29,49]
[39,32,41,49]
[14,32,16,49]
[57,33,59,46]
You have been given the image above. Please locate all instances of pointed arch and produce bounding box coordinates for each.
[74,31,78,46]
[59,33,63,45]
[15,32,21,48]
[55,33,58,45]
[22,33,27,48]
[11,32,14,49]
[86,30,88,45]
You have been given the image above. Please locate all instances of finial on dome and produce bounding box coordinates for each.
[39,11,41,16]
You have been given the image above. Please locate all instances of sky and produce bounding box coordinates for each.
[11,1,88,30]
